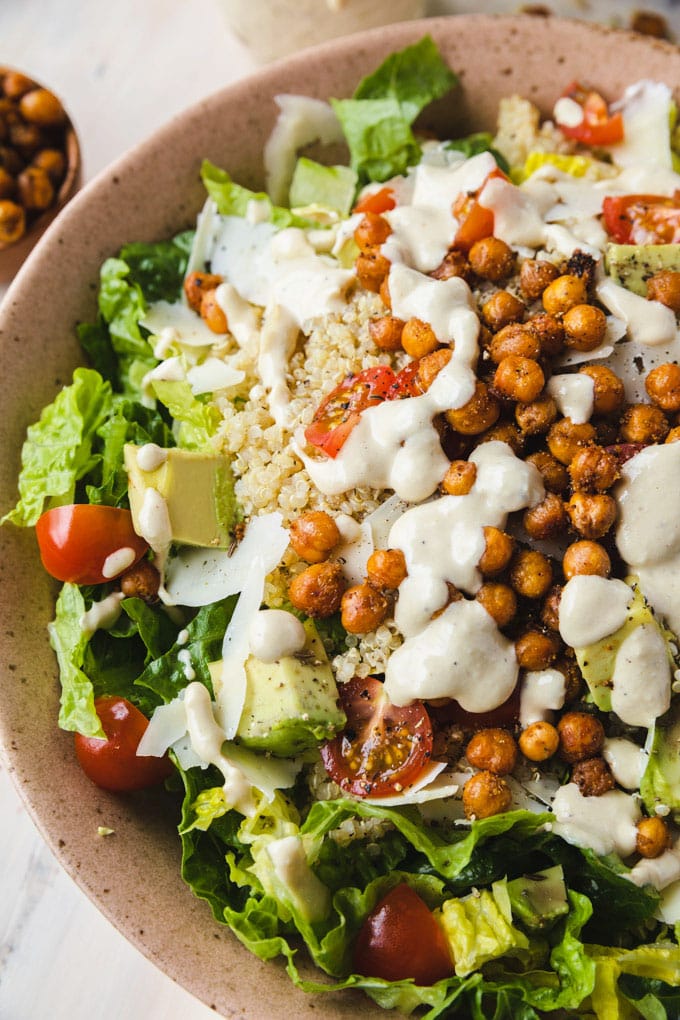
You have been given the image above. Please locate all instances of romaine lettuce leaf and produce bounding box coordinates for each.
[3,368,112,528]
[446,132,510,174]
[289,157,357,216]
[438,884,530,976]
[150,378,220,450]
[200,160,317,228]
[331,36,457,184]
[49,582,105,737]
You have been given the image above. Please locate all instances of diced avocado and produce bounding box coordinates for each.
[641,699,680,821]
[575,582,674,713]
[605,243,680,297]
[209,619,346,757]
[125,444,238,549]
[507,865,569,931]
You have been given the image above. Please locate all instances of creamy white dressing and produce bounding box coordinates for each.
[602,737,648,791]
[248,609,306,662]
[595,277,677,348]
[178,648,196,682]
[546,373,594,424]
[610,622,671,728]
[553,95,584,128]
[101,546,136,580]
[519,669,566,728]
[79,591,125,636]
[215,282,261,357]
[628,839,680,892]
[558,575,633,648]
[136,443,168,472]
[265,835,330,923]
[551,784,641,857]
[138,488,172,575]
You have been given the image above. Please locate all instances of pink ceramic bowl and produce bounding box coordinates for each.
[1,14,680,1018]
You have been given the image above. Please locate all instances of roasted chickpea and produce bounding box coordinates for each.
[288,562,345,617]
[481,289,525,331]
[466,728,518,775]
[468,236,515,281]
[645,362,680,412]
[119,558,161,604]
[546,418,596,465]
[493,355,545,403]
[557,711,605,763]
[32,146,66,181]
[19,88,65,126]
[479,527,514,576]
[353,212,391,251]
[341,582,389,634]
[183,271,224,312]
[542,273,588,316]
[619,403,669,444]
[541,584,563,631]
[523,492,568,540]
[526,450,569,493]
[200,288,228,333]
[571,757,615,797]
[355,248,391,292]
[16,166,53,210]
[368,315,405,352]
[568,445,620,492]
[566,250,597,287]
[477,421,524,454]
[0,166,14,200]
[555,656,584,703]
[515,629,560,670]
[462,771,513,819]
[401,317,439,359]
[2,71,35,99]
[509,548,553,599]
[366,548,407,590]
[445,380,500,435]
[666,426,680,444]
[10,121,42,156]
[429,247,471,282]
[289,510,340,563]
[636,816,672,858]
[646,269,680,313]
[562,540,611,579]
[441,459,477,495]
[417,347,451,391]
[562,303,607,352]
[379,274,391,308]
[525,312,565,357]
[515,394,558,435]
[578,364,625,416]
[519,258,560,301]
[476,582,517,627]
[567,492,617,540]
[488,323,541,364]
[0,198,25,244]
[518,721,559,762]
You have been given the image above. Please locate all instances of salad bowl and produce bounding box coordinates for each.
[2,13,680,1018]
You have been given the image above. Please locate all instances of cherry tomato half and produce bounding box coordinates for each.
[452,167,507,252]
[430,683,520,733]
[36,504,149,584]
[602,193,680,244]
[556,82,624,146]
[74,696,173,792]
[321,676,433,798]
[305,365,407,458]
[353,884,453,985]
[353,186,396,215]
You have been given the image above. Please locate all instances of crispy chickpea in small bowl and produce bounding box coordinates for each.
[0,67,81,282]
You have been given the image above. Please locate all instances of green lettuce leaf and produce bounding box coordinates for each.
[150,378,220,451]
[3,368,112,528]
[49,583,105,737]
[332,36,457,183]
[620,973,680,1020]
[200,160,317,228]
[587,944,680,1019]
[446,132,510,174]
[438,883,530,976]
[289,157,358,216]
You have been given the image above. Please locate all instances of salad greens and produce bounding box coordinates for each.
[4,34,680,1020]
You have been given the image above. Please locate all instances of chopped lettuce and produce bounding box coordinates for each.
[200,159,317,229]
[332,36,457,183]
[3,368,112,528]
[289,157,357,216]
[49,583,105,738]
[438,883,530,976]
[446,132,510,174]
[150,378,220,451]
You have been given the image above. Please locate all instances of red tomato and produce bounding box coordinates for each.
[389,359,424,399]
[353,884,453,984]
[305,366,400,458]
[74,696,173,792]
[602,193,680,244]
[353,187,396,215]
[452,167,506,252]
[430,684,520,732]
[36,504,148,584]
[320,676,433,798]
[556,82,624,146]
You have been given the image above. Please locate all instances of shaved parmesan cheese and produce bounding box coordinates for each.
[185,198,220,276]
[142,300,225,346]
[596,277,677,347]
[137,698,188,757]
[186,356,245,395]
[264,94,343,207]
[356,762,459,806]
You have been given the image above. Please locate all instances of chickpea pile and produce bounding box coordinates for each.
[0,68,72,247]
[286,222,680,844]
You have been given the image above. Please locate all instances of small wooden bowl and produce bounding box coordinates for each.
[0,67,81,283]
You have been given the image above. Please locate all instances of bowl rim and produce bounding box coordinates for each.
[2,13,680,1018]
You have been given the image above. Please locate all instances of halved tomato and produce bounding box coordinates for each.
[602,193,680,245]
[452,167,507,252]
[556,82,624,146]
[430,683,520,732]
[353,186,396,215]
[36,504,148,584]
[74,696,173,792]
[321,676,433,798]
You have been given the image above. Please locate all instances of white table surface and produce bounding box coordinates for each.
[2,2,680,1019]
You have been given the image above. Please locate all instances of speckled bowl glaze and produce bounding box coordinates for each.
[2,15,680,1018]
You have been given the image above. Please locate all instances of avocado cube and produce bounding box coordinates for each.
[125,444,238,549]
[209,619,346,757]
[605,243,680,297]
